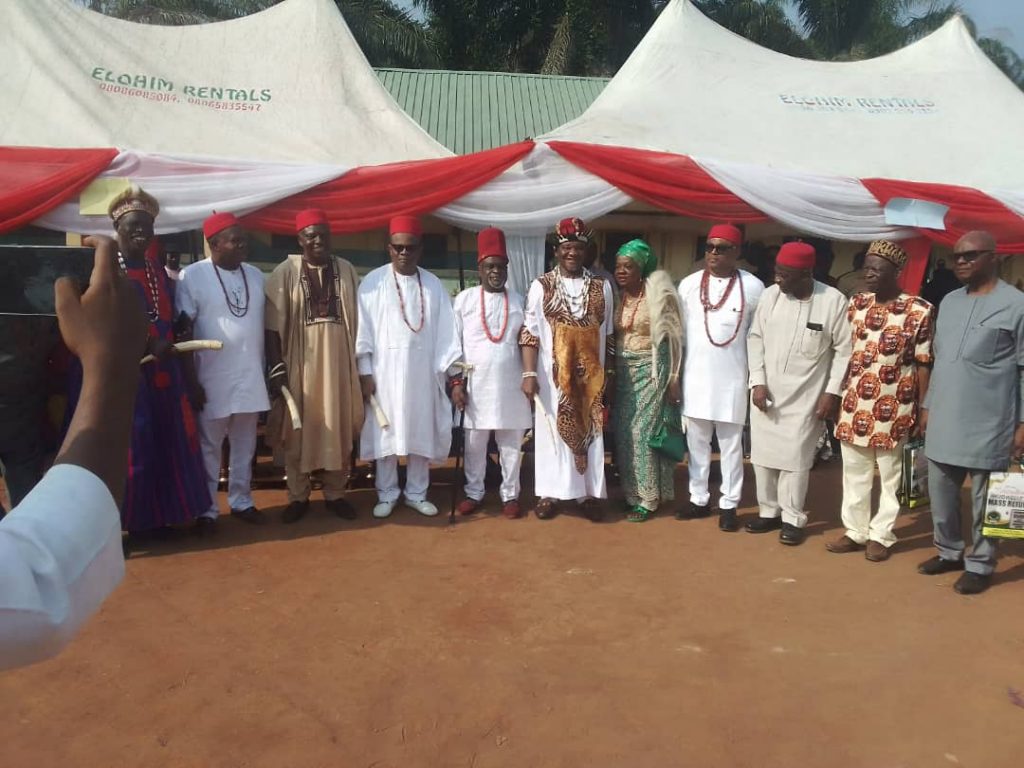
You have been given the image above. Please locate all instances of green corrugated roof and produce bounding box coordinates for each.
[374,68,609,155]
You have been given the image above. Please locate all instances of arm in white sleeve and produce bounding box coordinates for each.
[355,280,376,377]
[0,465,124,671]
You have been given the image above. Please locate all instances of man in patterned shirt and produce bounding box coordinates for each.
[829,240,934,562]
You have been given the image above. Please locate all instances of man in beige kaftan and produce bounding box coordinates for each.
[747,241,851,546]
[265,208,364,523]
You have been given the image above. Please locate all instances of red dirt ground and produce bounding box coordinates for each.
[2,458,1023,768]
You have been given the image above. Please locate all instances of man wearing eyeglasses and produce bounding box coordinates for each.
[265,208,364,524]
[676,224,764,532]
[356,216,462,519]
[918,231,1024,595]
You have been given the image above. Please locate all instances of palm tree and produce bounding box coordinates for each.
[81,0,439,66]
[693,1,812,57]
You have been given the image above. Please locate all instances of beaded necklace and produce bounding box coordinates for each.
[393,267,425,333]
[118,253,161,323]
[701,269,745,348]
[618,287,645,332]
[479,286,509,343]
[555,267,591,319]
[213,262,250,318]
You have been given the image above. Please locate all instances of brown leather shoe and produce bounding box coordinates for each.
[456,498,482,516]
[865,541,891,562]
[826,535,863,554]
[502,500,521,519]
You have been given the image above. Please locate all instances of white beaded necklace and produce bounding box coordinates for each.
[555,266,592,319]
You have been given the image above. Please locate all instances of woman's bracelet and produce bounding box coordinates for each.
[522,371,538,379]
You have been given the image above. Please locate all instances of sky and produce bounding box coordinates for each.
[395,0,1022,55]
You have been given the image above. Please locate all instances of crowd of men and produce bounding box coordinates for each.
[3,186,1022,599]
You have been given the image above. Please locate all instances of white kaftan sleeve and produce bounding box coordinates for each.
[747,292,769,389]
[519,280,543,347]
[0,465,124,671]
[452,292,466,358]
[355,279,376,377]
[174,265,197,321]
[825,293,853,396]
[434,287,462,377]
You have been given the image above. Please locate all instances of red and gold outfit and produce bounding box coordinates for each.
[836,292,934,450]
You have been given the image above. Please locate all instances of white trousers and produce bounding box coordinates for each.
[840,442,903,547]
[753,464,810,528]
[376,454,431,503]
[686,417,745,510]
[463,428,524,503]
[198,411,259,519]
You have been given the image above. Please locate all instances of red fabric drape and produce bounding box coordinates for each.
[896,236,931,295]
[243,141,534,233]
[0,147,118,234]
[547,141,768,223]
[862,178,1024,252]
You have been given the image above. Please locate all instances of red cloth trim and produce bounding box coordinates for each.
[547,141,768,223]
[861,178,1024,252]
[0,147,118,234]
[243,142,534,233]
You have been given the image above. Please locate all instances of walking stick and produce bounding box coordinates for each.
[449,362,474,524]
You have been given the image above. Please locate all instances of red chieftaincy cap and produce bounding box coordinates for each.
[776,241,817,270]
[389,215,423,238]
[706,223,743,245]
[295,208,329,233]
[477,227,508,263]
[202,211,240,241]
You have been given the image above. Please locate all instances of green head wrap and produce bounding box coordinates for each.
[617,238,657,277]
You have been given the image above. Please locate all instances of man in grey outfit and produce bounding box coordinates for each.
[919,230,1024,595]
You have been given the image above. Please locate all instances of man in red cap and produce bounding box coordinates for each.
[746,240,851,545]
[519,217,614,521]
[265,208,363,523]
[356,215,462,519]
[676,223,764,532]
[450,227,532,519]
[176,212,270,530]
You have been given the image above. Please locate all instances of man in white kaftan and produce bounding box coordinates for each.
[747,242,852,546]
[451,228,532,520]
[677,223,764,532]
[357,216,462,519]
[176,213,269,530]
[520,217,613,521]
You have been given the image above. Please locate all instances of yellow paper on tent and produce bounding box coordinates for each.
[79,178,131,215]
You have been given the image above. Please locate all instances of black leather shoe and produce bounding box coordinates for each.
[579,499,605,523]
[779,522,805,546]
[194,516,219,536]
[326,498,358,520]
[953,572,991,595]
[676,502,712,520]
[282,500,310,524]
[718,508,739,532]
[745,516,782,534]
[917,555,965,575]
[231,506,267,525]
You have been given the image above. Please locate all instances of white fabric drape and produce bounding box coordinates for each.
[435,144,631,235]
[504,235,547,296]
[34,150,348,235]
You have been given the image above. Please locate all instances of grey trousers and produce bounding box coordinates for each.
[927,459,999,575]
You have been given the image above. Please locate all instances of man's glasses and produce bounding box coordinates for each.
[389,243,420,253]
[953,250,992,263]
[705,242,737,255]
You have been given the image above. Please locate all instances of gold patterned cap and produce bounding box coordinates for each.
[866,240,908,269]
[108,184,160,223]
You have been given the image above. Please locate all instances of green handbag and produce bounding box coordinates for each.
[648,414,687,462]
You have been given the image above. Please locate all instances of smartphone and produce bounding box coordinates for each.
[0,246,94,316]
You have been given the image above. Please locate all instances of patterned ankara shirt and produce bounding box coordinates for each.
[836,292,934,450]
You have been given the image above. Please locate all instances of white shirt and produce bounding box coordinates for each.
[678,269,764,424]
[0,465,124,670]
[176,260,270,420]
[452,287,532,431]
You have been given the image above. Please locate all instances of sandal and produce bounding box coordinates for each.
[627,505,654,523]
[534,498,557,520]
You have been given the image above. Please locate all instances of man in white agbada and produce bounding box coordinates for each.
[676,223,764,532]
[176,212,269,532]
[520,217,613,522]
[747,241,852,546]
[451,227,532,520]
[357,216,461,519]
